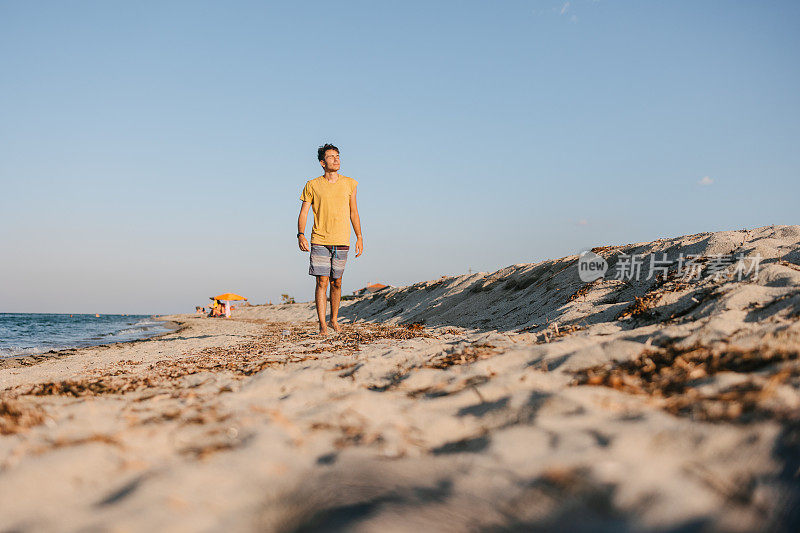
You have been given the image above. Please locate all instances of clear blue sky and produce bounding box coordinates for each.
[2,0,798,314]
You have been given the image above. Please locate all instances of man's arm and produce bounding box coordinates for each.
[297,201,311,252]
[350,186,363,257]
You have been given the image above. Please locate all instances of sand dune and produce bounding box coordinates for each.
[1,224,799,531]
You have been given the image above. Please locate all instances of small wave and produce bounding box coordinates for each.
[108,323,171,340]
[96,322,166,338]
[112,327,152,336]
[0,344,72,357]
[132,319,164,327]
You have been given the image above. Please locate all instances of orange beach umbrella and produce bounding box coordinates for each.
[213,293,247,301]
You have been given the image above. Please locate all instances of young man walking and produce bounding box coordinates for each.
[297,143,363,335]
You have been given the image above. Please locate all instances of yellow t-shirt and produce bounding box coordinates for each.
[300,175,358,245]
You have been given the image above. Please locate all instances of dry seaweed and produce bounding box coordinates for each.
[777,260,800,272]
[310,421,383,449]
[45,433,122,449]
[573,342,800,422]
[590,246,616,256]
[424,343,500,370]
[539,324,585,343]
[568,280,599,302]
[615,269,692,321]
[0,399,46,435]
[617,293,663,321]
[27,377,156,397]
[17,322,434,399]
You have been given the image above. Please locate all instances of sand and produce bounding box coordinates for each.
[1,224,799,531]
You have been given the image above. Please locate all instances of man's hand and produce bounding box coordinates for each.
[298,235,310,252]
[355,236,363,257]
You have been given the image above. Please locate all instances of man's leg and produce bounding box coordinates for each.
[315,275,329,334]
[329,276,342,332]
[327,245,349,333]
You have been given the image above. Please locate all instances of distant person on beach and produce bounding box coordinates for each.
[297,143,363,335]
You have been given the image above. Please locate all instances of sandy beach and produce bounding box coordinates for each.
[2,224,799,531]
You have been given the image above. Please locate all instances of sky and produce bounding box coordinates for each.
[1,0,798,314]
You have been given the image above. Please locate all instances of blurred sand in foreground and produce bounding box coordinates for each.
[2,224,800,532]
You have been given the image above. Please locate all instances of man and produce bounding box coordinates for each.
[297,143,363,335]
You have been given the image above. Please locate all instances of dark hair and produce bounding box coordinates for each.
[317,143,339,162]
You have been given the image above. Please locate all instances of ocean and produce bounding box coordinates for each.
[0,313,172,358]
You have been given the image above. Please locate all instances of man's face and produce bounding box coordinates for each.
[321,149,340,171]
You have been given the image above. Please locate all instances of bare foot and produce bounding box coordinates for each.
[329,320,342,333]
[319,325,329,336]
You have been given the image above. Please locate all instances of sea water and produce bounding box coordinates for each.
[0,313,172,358]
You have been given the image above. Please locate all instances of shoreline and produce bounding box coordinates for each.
[0,318,184,370]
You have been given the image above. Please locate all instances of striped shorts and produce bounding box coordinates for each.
[309,244,349,279]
